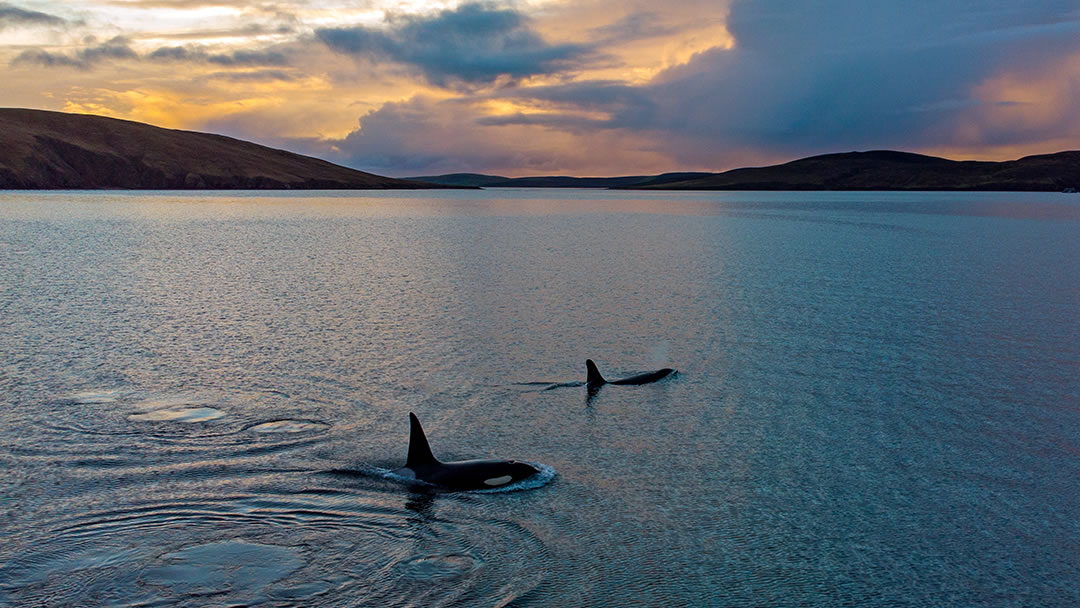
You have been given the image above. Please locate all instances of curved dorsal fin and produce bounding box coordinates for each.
[586,359,606,386]
[407,412,438,467]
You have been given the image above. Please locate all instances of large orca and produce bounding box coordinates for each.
[394,413,540,491]
[586,359,676,388]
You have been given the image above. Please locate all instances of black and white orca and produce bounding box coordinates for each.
[586,359,676,388]
[394,413,539,491]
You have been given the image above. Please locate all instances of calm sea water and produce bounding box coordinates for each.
[1,189,1078,607]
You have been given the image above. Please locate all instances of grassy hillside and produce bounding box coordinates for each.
[629,150,1080,191]
[0,108,449,189]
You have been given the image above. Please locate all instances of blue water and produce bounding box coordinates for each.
[1,189,1078,606]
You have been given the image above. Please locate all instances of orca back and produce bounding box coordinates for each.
[609,368,676,385]
[423,459,540,490]
[407,412,438,468]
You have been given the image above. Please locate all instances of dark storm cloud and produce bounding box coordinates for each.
[0,2,66,29]
[723,0,1080,55]
[11,37,136,70]
[488,0,1080,161]
[315,2,592,87]
[651,0,1080,151]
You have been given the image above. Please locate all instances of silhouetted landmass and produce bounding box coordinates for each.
[9,108,1074,192]
[0,108,454,189]
[413,151,1080,191]
[627,150,1080,191]
[405,173,512,187]
[408,172,713,188]
[627,173,724,188]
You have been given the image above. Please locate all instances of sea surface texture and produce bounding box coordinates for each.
[1,190,1078,607]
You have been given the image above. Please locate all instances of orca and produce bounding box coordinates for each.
[586,359,676,388]
[394,413,540,491]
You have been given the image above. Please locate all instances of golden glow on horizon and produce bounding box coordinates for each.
[62,89,283,130]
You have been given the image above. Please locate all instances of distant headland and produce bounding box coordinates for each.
[0,108,455,190]
[413,149,1080,192]
[2,108,1078,191]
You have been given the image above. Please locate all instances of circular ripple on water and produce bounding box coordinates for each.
[0,484,553,607]
[140,540,305,600]
[0,492,387,607]
[39,392,239,441]
[41,389,334,446]
[382,515,549,606]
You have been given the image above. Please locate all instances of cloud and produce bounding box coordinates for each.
[690,0,1080,153]
[316,2,592,87]
[11,37,137,70]
[478,0,1080,166]
[308,0,1080,174]
[7,0,1079,174]
[148,45,290,66]
[202,69,295,82]
[141,22,296,41]
[94,0,302,8]
[499,80,649,116]
[285,95,674,176]
[588,12,679,45]
[10,38,291,71]
[0,2,66,30]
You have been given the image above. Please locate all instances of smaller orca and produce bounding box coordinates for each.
[586,359,676,389]
[394,413,539,491]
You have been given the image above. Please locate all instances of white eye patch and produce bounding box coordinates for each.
[483,475,513,486]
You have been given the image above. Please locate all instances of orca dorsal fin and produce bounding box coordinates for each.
[586,359,606,386]
[406,412,438,468]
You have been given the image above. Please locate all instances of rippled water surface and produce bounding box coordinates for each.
[2,189,1078,607]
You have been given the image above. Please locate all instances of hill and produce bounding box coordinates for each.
[404,173,512,187]
[407,172,713,188]
[0,108,449,189]
[627,150,1080,191]
[413,151,1080,191]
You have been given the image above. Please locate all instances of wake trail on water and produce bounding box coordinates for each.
[540,381,585,390]
[505,380,585,392]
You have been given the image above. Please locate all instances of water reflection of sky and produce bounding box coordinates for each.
[1,190,1077,607]
[2,189,1079,221]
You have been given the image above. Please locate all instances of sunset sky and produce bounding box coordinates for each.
[3,0,1079,176]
